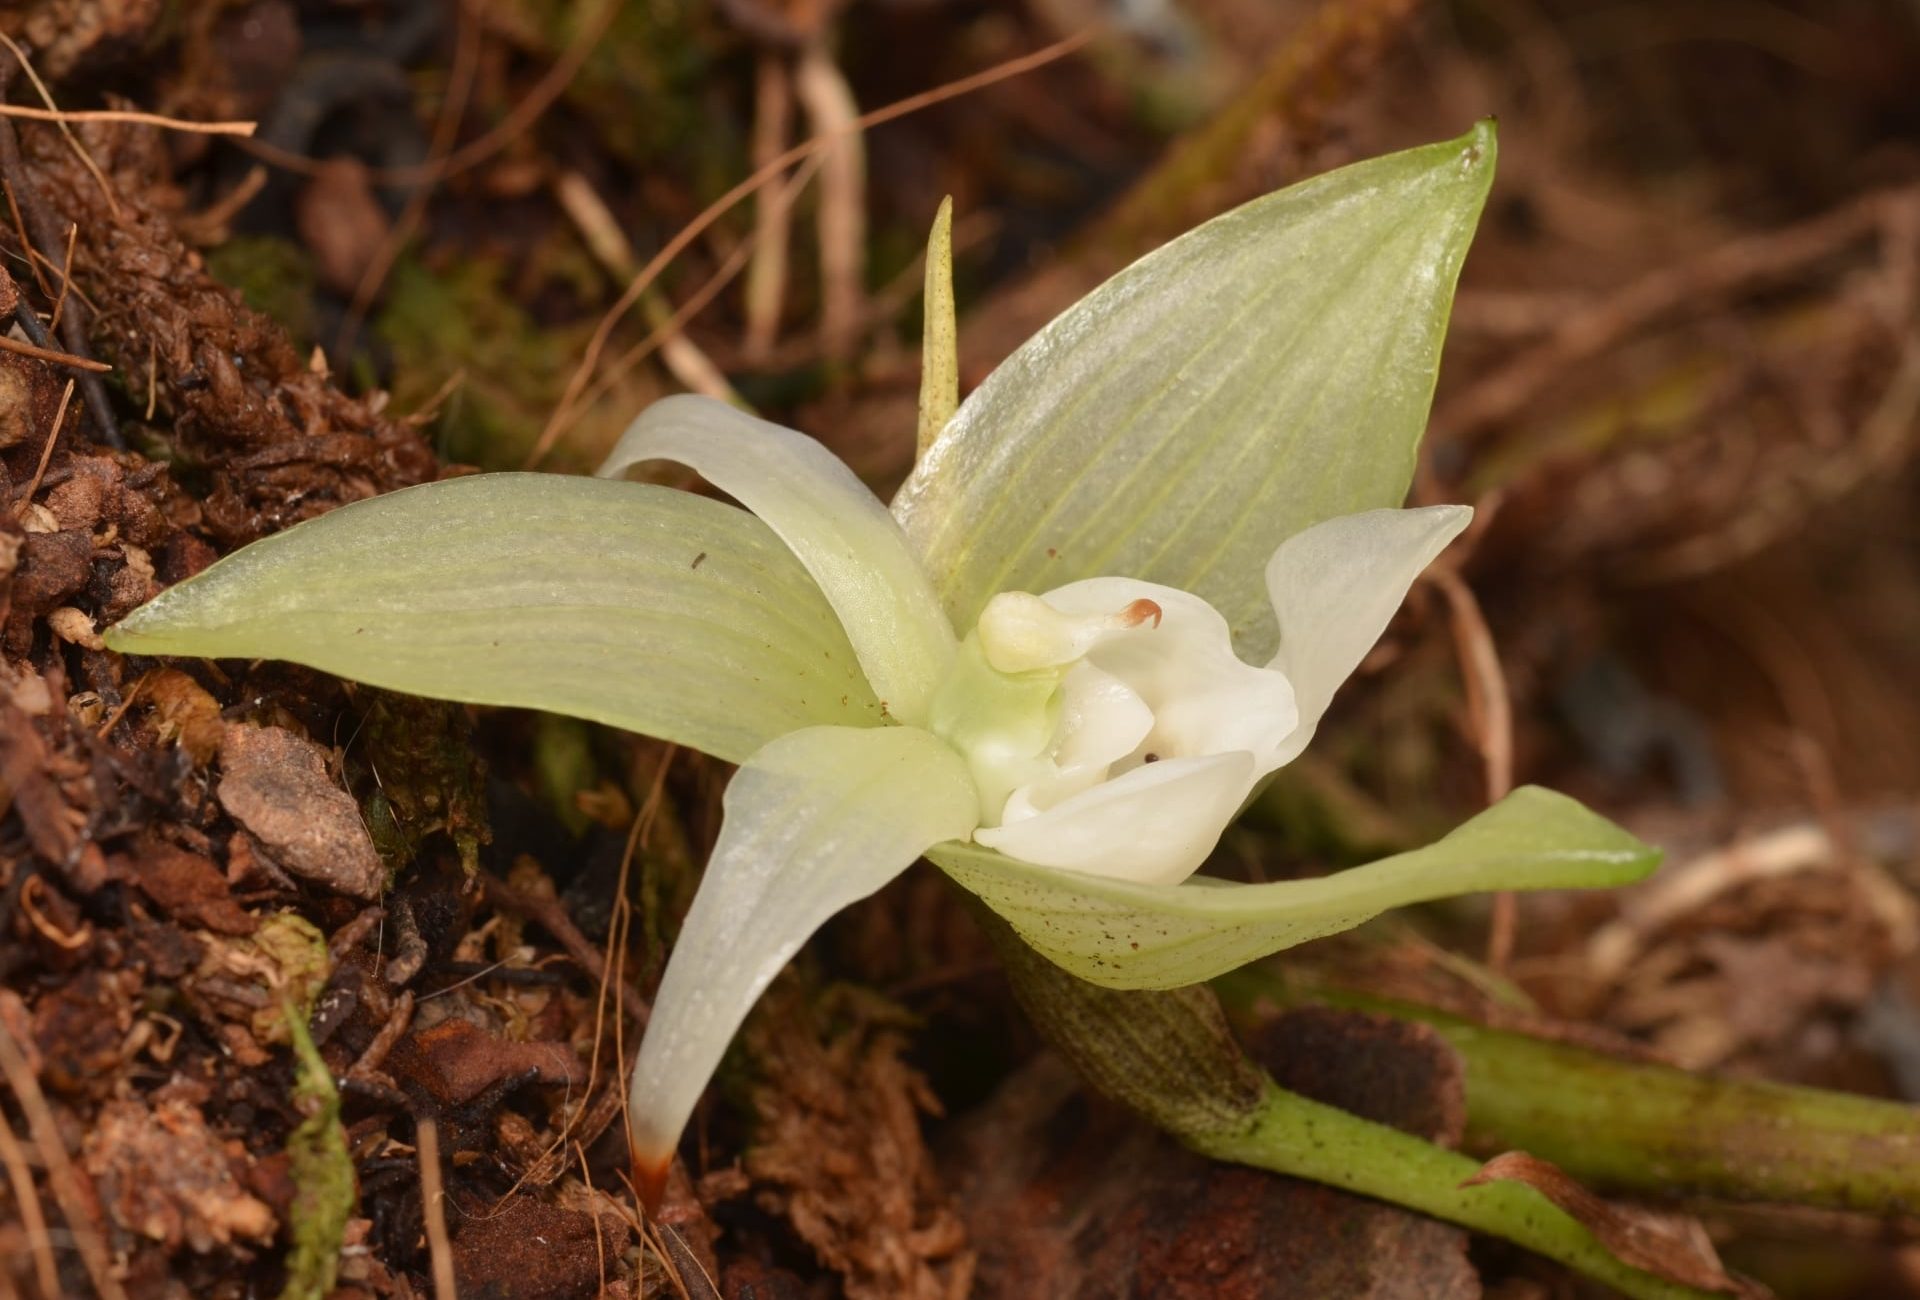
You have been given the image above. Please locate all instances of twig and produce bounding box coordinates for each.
[1430,566,1516,969]
[529,27,1099,466]
[481,872,649,1030]
[0,1108,60,1300]
[742,52,794,360]
[0,36,117,217]
[0,1019,127,1300]
[549,155,820,441]
[348,990,415,1080]
[0,333,110,372]
[0,105,255,135]
[1436,183,1915,444]
[416,1119,458,1299]
[45,217,72,332]
[237,0,620,186]
[336,0,486,359]
[15,379,73,516]
[0,60,122,449]
[793,41,865,362]
[552,169,746,408]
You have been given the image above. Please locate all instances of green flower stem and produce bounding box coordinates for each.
[1194,1082,1717,1300]
[981,908,1716,1300]
[1221,969,1920,1215]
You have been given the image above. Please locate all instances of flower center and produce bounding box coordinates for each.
[927,592,1163,826]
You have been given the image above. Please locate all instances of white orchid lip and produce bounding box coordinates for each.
[945,579,1299,886]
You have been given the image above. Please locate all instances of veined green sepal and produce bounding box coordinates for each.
[932,786,1658,989]
[106,474,879,764]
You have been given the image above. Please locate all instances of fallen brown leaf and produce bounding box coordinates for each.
[1461,1151,1768,1298]
[216,723,384,898]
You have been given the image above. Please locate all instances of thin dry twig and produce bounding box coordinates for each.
[0,35,117,217]
[45,218,72,333]
[0,1019,127,1300]
[553,169,744,407]
[238,0,619,186]
[743,52,795,360]
[0,62,121,447]
[1436,183,1918,444]
[1430,565,1516,968]
[417,1119,458,1299]
[336,0,486,358]
[0,333,110,372]
[554,155,821,437]
[15,379,74,516]
[0,105,255,135]
[0,1109,60,1300]
[528,27,1098,466]
[793,41,865,362]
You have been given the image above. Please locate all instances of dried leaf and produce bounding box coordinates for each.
[216,724,385,899]
[1461,1151,1768,1297]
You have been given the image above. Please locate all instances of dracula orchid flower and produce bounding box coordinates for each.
[104,124,1657,1211]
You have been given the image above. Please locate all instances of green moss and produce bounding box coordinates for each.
[354,690,490,875]
[206,237,317,346]
[277,1007,353,1300]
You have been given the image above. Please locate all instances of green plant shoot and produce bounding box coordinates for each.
[105,122,1657,1211]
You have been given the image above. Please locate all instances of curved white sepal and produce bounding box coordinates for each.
[1263,504,1472,765]
[626,724,978,1170]
[601,395,956,724]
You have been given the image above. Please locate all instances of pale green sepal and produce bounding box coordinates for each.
[893,123,1497,662]
[601,394,956,724]
[916,196,959,460]
[626,724,979,1167]
[105,474,877,765]
[930,785,1656,990]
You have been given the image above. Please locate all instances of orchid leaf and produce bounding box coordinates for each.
[105,474,879,764]
[930,786,1657,990]
[601,394,956,724]
[894,123,1497,662]
[627,723,979,1174]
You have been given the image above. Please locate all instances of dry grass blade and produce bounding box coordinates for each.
[793,42,865,362]
[1430,565,1516,968]
[417,1119,458,1299]
[0,35,118,217]
[528,27,1099,467]
[0,335,110,372]
[0,1108,59,1299]
[0,105,255,135]
[743,53,795,360]
[15,379,74,516]
[0,1019,127,1300]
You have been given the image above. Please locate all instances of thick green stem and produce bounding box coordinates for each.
[1196,1083,1713,1300]
[1222,970,1920,1215]
[980,909,1719,1300]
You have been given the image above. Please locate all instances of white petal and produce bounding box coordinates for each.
[1041,578,1298,771]
[600,395,956,724]
[1052,661,1153,779]
[977,751,1255,885]
[1263,505,1471,764]
[626,724,977,1191]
